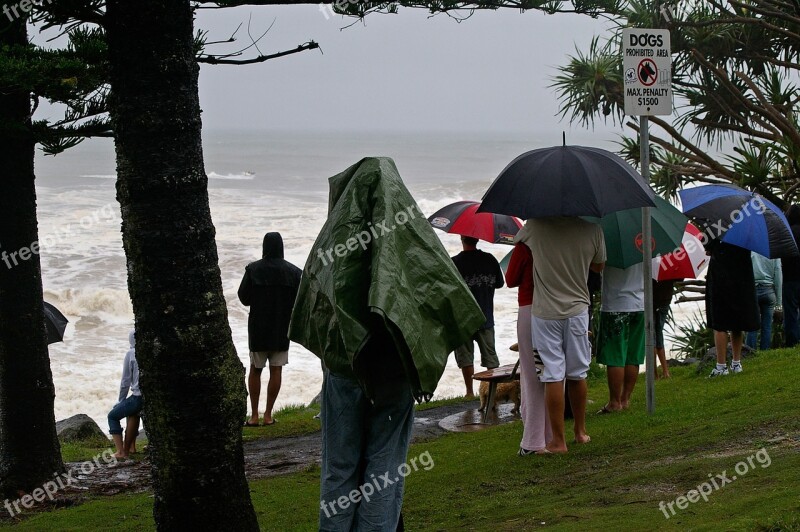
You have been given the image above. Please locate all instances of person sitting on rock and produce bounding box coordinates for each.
[107,330,142,459]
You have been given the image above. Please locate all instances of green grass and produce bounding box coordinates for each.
[7,349,800,531]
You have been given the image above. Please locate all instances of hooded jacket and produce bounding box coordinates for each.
[288,157,484,401]
[238,233,302,352]
[119,329,140,402]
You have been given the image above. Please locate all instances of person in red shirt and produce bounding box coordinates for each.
[506,242,552,455]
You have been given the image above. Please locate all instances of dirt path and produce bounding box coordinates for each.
[59,401,481,498]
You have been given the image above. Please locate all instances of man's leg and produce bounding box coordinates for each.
[714,330,729,365]
[454,342,475,397]
[596,312,625,412]
[564,311,592,444]
[760,290,776,350]
[263,365,282,425]
[247,365,263,424]
[604,367,624,411]
[621,312,644,409]
[544,381,567,453]
[123,415,140,455]
[476,328,500,369]
[567,379,589,444]
[730,331,744,363]
[655,348,670,379]
[460,365,474,397]
[319,373,365,531]
[621,365,639,409]
[108,396,140,458]
[354,380,415,531]
[532,315,568,454]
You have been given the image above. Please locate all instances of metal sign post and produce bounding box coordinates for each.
[623,28,671,415]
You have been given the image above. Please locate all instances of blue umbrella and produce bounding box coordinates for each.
[679,184,798,258]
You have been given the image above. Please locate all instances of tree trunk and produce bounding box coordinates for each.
[105,1,258,529]
[0,15,65,497]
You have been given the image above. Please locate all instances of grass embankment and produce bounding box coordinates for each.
[5,350,800,531]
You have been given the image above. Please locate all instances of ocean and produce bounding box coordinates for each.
[33,129,703,429]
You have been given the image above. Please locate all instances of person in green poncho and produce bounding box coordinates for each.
[289,158,484,532]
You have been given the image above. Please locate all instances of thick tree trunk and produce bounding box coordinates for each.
[105,1,258,529]
[0,15,65,498]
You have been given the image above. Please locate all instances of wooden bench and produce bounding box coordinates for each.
[472,361,520,424]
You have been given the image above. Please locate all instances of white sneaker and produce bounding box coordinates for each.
[708,366,729,378]
[731,363,743,374]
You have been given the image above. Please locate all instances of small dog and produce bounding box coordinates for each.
[478,380,521,414]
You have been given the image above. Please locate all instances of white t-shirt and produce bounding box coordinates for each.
[601,264,645,313]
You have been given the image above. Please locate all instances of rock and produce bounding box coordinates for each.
[56,414,108,444]
[696,344,756,374]
[668,357,700,367]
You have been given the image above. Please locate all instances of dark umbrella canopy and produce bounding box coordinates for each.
[428,200,522,245]
[680,184,798,258]
[478,145,656,219]
[43,301,68,345]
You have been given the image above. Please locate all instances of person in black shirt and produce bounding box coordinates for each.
[451,236,504,396]
[238,232,302,426]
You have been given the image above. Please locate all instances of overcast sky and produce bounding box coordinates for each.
[193,5,623,136]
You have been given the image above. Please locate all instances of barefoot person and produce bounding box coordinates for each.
[451,236,504,396]
[516,217,605,454]
[596,264,645,414]
[238,232,302,426]
[107,330,142,459]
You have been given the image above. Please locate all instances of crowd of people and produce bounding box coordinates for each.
[104,164,800,530]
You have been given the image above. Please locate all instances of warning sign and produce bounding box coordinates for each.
[623,29,671,116]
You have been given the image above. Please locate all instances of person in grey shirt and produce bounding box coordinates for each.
[746,253,782,350]
[107,330,142,459]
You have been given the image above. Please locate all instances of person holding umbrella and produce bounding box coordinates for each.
[705,238,760,376]
[516,218,606,453]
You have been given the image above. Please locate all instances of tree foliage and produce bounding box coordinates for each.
[551,0,800,207]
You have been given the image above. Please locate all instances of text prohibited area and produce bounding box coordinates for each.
[623,29,672,116]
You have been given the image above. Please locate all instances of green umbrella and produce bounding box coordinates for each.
[588,195,687,269]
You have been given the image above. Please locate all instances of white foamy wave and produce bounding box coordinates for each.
[44,288,133,326]
[207,171,255,181]
[81,174,117,179]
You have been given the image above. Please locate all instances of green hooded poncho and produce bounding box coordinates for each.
[289,157,485,401]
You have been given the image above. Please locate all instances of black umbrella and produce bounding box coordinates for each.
[43,302,68,345]
[478,145,656,219]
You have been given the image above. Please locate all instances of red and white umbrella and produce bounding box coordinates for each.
[652,223,708,281]
[428,200,522,245]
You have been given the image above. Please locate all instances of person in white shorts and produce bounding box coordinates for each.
[238,232,302,426]
[516,217,605,454]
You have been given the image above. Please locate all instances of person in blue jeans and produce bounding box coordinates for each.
[108,330,143,459]
[781,205,800,347]
[746,253,782,350]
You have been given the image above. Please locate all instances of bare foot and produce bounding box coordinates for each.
[113,452,128,459]
[574,434,591,444]
[544,444,568,454]
[465,392,475,398]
